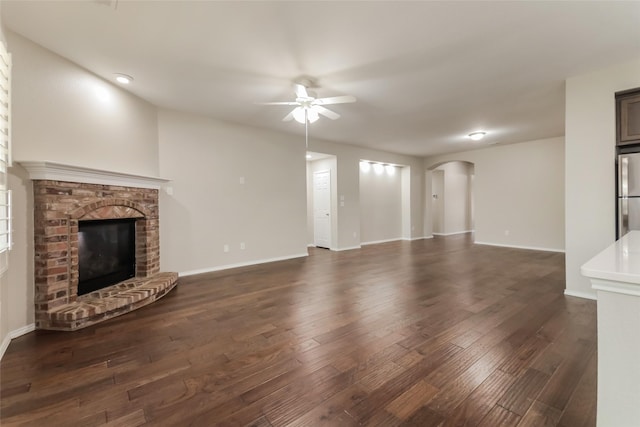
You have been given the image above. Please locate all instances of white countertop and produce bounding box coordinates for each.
[581,231,640,292]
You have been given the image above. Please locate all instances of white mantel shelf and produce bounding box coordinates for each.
[18,161,170,190]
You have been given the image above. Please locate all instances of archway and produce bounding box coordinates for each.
[427,161,475,237]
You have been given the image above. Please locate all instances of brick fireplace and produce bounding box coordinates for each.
[21,162,178,331]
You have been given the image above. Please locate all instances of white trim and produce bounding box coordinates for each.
[308,244,338,251]
[591,278,640,298]
[423,235,434,239]
[432,230,474,236]
[179,252,308,277]
[0,334,9,361]
[402,236,428,241]
[17,161,170,190]
[361,238,403,246]
[0,323,36,360]
[564,289,597,301]
[334,245,361,252]
[474,241,565,253]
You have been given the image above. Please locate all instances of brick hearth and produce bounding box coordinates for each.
[23,162,178,331]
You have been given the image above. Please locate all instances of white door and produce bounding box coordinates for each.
[313,170,331,249]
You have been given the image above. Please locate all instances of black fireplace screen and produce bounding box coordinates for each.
[78,218,136,295]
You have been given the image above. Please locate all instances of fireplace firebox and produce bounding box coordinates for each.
[78,218,136,295]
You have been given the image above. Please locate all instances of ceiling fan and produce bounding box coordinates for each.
[259,77,357,124]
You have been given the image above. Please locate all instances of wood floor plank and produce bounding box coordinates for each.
[478,404,521,426]
[518,400,562,427]
[385,379,439,420]
[556,351,598,427]
[441,369,516,427]
[497,368,550,416]
[0,235,596,426]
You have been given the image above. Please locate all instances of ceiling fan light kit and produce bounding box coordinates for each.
[292,107,319,124]
[259,79,357,125]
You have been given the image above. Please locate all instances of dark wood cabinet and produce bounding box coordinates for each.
[617,89,640,146]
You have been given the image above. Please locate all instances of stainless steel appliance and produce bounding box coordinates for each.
[618,152,640,237]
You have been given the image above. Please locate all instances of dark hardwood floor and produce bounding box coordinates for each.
[0,235,597,426]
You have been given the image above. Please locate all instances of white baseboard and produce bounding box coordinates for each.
[564,289,597,301]
[361,238,403,246]
[179,252,309,277]
[0,335,9,361]
[432,230,474,236]
[334,245,361,252]
[1,323,36,361]
[474,241,565,253]
[402,236,429,241]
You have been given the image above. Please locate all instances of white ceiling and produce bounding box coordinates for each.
[3,1,640,157]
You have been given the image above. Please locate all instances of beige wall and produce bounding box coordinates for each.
[360,163,403,243]
[565,59,640,299]
[3,32,160,348]
[8,33,159,176]
[426,137,565,251]
[157,109,308,274]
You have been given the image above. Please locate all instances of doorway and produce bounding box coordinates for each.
[306,152,337,250]
[429,161,475,236]
[313,170,331,248]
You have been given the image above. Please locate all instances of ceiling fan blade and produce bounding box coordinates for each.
[314,95,356,105]
[282,110,295,122]
[255,101,299,106]
[295,84,309,99]
[314,106,340,120]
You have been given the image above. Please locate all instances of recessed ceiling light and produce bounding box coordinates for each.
[114,74,133,84]
[468,131,487,141]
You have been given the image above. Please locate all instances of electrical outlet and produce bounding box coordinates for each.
[504,230,510,236]
[223,244,229,253]
[240,242,245,250]
[353,232,357,238]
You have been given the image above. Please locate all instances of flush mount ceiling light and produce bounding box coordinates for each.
[114,73,133,84]
[468,131,487,141]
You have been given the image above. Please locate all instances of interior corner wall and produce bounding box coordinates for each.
[401,167,411,239]
[359,164,403,243]
[157,109,308,275]
[425,137,565,252]
[3,31,160,345]
[0,3,8,355]
[565,58,640,299]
